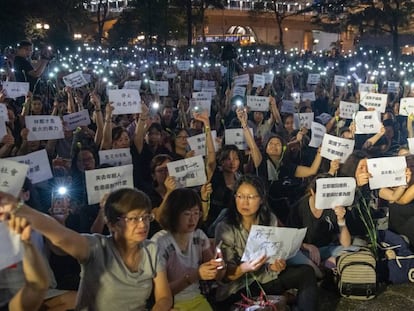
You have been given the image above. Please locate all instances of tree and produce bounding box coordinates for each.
[250,0,307,56]
[95,0,110,44]
[311,0,414,64]
[108,0,183,47]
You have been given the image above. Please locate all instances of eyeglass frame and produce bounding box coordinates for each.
[234,193,261,201]
[117,213,155,225]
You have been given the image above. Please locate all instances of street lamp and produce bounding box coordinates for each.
[36,23,50,30]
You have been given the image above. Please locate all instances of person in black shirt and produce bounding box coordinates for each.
[13,40,52,93]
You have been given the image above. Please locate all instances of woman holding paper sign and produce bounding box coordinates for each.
[287,173,352,273]
[0,188,174,311]
[237,108,322,223]
[215,175,317,311]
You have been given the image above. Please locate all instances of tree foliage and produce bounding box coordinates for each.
[0,0,89,48]
[311,0,414,61]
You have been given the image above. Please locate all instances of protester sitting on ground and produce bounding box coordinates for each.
[0,188,174,311]
[238,108,322,222]
[152,188,225,311]
[287,173,352,277]
[214,175,317,310]
[338,150,411,237]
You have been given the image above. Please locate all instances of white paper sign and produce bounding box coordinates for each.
[301,92,316,102]
[193,79,203,91]
[149,80,169,96]
[334,75,348,87]
[108,89,141,115]
[190,94,212,116]
[232,86,246,98]
[309,122,326,148]
[290,92,301,104]
[9,149,53,184]
[315,177,356,209]
[62,109,91,131]
[354,111,382,134]
[201,87,217,97]
[167,155,207,188]
[253,74,265,88]
[123,80,142,90]
[85,164,134,205]
[367,156,407,190]
[2,82,29,99]
[0,223,23,271]
[387,81,400,93]
[99,148,132,167]
[62,71,88,88]
[408,137,414,154]
[187,130,218,157]
[307,73,320,85]
[360,93,387,113]
[224,128,253,150]
[358,83,378,94]
[241,225,307,262]
[246,96,269,112]
[176,60,191,71]
[339,101,359,119]
[234,74,250,86]
[0,159,29,196]
[25,115,64,141]
[399,97,414,116]
[0,104,9,122]
[321,134,355,163]
[281,100,296,114]
[263,72,274,84]
[294,112,314,130]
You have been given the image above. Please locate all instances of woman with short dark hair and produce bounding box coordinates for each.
[0,188,173,311]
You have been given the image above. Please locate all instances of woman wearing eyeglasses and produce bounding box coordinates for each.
[0,188,173,311]
[169,128,195,161]
[214,175,317,311]
[152,188,225,311]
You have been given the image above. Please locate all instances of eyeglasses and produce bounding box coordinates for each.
[155,167,169,173]
[234,194,260,201]
[182,210,201,218]
[118,213,155,224]
[176,135,189,140]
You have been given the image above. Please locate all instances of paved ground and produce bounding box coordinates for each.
[318,283,414,310]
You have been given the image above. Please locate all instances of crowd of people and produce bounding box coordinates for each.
[0,39,414,311]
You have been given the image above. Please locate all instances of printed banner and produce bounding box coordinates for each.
[2,82,29,99]
[9,149,53,184]
[367,156,407,190]
[320,134,355,163]
[0,159,29,196]
[315,177,356,209]
[85,164,134,205]
[62,109,91,131]
[25,115,64,141]
[167,155,207,188]
[99,148,132,167]
[108,89,141,115]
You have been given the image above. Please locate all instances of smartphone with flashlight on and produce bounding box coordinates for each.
[214,241,225,270]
